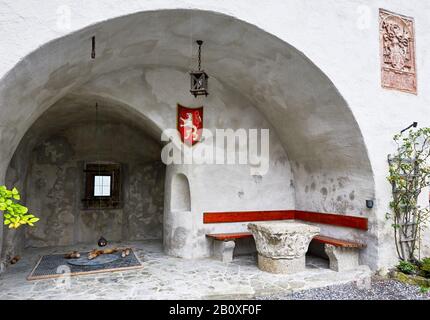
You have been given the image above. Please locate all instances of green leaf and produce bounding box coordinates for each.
[0,185,39,229]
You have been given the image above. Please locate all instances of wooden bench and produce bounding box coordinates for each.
[204,210,367,271]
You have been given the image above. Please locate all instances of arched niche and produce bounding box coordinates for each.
[170,173,191,212]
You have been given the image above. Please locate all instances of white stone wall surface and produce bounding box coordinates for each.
[0,0,429,270]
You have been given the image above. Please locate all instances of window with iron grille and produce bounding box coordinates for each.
[82,163,121,209]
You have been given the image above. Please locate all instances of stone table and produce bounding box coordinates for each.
[248,220,320,274]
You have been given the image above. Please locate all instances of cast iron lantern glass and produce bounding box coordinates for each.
[190,70,209,97]
[190,40,209,97]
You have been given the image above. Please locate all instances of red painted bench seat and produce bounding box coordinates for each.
[205,232,366,249]
[206,232,253,241]
[313,235,366,248]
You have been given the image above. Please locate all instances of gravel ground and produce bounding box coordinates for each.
[257,278,430,300]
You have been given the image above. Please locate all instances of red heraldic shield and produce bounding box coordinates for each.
[177,104,204,146]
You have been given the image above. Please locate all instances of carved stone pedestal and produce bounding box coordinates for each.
[248,221,320,274]
[257,254,306,274]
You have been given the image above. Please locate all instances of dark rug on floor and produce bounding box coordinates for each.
[27,249,143,280]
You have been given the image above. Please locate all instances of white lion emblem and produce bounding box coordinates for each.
[180,112,201,141]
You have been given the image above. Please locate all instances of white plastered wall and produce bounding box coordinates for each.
[1,1,429,269]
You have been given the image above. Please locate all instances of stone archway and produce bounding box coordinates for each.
[2,94,166,261]
[0,9,375,268]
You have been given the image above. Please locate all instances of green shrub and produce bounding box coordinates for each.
[420,258,430,278]
[397,260,417,275]
[419,286,430,294]
[0,186,39,229]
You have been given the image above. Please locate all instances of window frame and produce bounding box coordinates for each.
[82,163,121,209]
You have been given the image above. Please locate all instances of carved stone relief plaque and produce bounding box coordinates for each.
[379,9,416,94]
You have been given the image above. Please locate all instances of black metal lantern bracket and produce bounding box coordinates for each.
[190,40,209,97]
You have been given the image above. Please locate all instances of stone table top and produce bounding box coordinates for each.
[248,220,320,235]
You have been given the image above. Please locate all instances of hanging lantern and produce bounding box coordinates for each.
[190,40,209,97]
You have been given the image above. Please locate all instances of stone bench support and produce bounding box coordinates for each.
[213,240,236,263]
[324,244,360,272]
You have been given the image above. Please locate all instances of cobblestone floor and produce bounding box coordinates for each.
[0,240,372,300]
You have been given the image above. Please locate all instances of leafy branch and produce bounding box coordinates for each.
[0,186,39,229]
[387,127,430,261]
